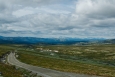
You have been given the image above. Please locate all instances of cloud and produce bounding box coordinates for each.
[0,0,64,8]
[0,0,115,38]
[76,0,115,18]
[75,0,115,29]
[12,9,34,17]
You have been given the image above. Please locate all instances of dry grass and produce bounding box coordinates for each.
[0,45,22,77]
[18,52,115,77]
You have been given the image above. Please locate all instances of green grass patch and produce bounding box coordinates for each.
[18,52,115,77]
[0,63,22,77]
[0,45,22,77]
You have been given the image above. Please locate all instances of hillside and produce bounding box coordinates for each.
[0,36,113,45]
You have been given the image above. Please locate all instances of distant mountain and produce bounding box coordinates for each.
[0,36,112,45]
[0,36,87,44]
[102,39,115,44]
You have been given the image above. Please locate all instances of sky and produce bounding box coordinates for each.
[0,0,115,38]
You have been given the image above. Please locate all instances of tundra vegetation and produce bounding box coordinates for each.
[0,45,42,77]
[17,44,115,77]
[0,45,22,77]
[1,44,115,77]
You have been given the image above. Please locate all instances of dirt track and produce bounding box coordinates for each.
[7,53,100,77]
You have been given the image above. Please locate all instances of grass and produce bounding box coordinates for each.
[18,45,115,66]
[1,44,115,77]
[0,64,22,77]
[18,52,115,77]
[0,45,22,77]
[17,44,115,77]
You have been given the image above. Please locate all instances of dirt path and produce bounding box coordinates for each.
[7,53,100,77]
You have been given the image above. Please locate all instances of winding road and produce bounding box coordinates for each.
[7,52,100,77]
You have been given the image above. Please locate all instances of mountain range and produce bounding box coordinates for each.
[0,36,114,45]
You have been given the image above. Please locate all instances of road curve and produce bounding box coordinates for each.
[7,52,100,77]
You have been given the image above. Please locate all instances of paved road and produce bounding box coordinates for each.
[7,53,100,77]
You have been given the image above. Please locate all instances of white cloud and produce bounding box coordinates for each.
[76,0,115,18]
[0,0,115,38]
[12,8,34,17]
